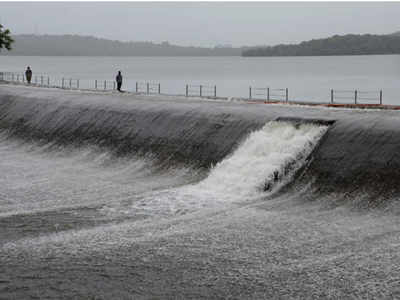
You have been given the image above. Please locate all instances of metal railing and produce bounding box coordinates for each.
[249,86,289,102]
[1,71,387,105]
[0,72,22,82]
[60,78,80,89]
[0,72,51,86]
[33,75,51,87]
[94,80,115,90]
[185,84,216,98]
[135,82,161,94]
[330,89,383,105]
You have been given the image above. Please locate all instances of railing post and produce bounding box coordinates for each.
[136,82,138,93]
[47,77,50,86]
[69,78,72,89]
[12,73,14,82]
[77,79,80,89]
[95,80,97,89]
[17,74,20,82]
[22,74,25,83]
[147,83,149,94]
[286,88,289,102]
[200,85,202,97]
[113,81,115,90]
[62,78,64,89]
[35,76,37,85]
[267,87,270,102]
[380,90,383,105]
[41,76,43,86]
[331,89,334,103]
[214,85,217,98]
[186,84,188,97]
[355,90,357,104]
[158,83,161,94]
[104,80,106,90]
[249,87,252,99]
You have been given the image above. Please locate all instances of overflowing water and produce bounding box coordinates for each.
[1,86,400,298]
[194,121,328,200]
[0,120,328,224]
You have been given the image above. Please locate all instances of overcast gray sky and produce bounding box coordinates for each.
[1,2,399,47]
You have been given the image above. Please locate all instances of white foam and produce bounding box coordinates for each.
[1,121,330,254]
[190,120,328,201]
[120,120,329,217]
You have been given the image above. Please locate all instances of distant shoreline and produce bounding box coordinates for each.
[2,33,400,57]
[1,34,243,57]
[242,33,400,57]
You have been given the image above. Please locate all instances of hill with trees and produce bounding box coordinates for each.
[1,34,243,56]
[242,33,400,57]
[4,33,400,57]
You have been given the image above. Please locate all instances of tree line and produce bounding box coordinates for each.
[1,34,243,56]
[3,26,400,57]
[242,33,400,56]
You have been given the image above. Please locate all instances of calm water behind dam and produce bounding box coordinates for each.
[1,54,399,104]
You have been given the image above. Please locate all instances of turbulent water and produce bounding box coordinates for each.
[1,84,400,299]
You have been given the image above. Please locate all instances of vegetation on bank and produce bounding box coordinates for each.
[242,33,400,57]
[3,32,400,57]
[0,24,14,51]
[1,34,243,56]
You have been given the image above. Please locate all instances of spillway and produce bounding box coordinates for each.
[1,84,400,299]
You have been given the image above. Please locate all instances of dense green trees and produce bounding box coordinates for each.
[242,34,400,57]
[0,24,14,51]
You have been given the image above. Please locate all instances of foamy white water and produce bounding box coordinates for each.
[108,121,329,218]
[1,120,329,255]
[194,121,328,200]
[0,137,201,218]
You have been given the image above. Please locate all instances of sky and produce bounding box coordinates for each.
[1,2,400,47]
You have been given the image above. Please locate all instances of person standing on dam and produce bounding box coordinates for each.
[25,66,32,84]
[116,71,123,92]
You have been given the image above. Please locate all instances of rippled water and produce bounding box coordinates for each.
[2,85,400,298]
[2,135,400,299]
[1,55,399,104]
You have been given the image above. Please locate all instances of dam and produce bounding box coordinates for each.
[1,84,400,299]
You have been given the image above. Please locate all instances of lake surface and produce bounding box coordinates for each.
[1,55,399,104]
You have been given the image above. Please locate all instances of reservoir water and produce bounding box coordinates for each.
[1,54,399,104]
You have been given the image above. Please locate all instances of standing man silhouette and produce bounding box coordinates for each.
[116,71,123,92]
[25,66,32,84]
